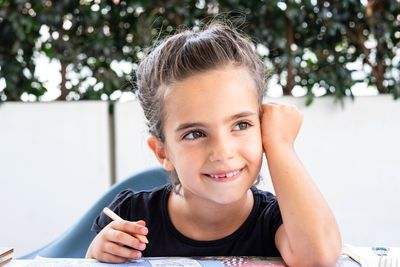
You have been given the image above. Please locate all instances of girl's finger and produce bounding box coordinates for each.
[103,241,143,259]
[112,220,148,236]
[136,220,146,226]
[105,229,146,251]
[100,251,130,263]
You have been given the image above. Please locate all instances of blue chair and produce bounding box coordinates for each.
[20,168,169,259]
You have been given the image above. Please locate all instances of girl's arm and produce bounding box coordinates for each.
[261,103,341,267]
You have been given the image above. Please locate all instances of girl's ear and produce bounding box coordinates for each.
[147,136,174,171]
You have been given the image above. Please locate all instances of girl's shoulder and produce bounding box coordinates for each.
[92,184,171,233]
[251,186,277,203]
[249,187,283,239]
[250,186,281,219]
[113,184,171,207]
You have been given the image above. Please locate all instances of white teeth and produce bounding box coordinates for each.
[209,169,240,179]
[226,171,235,178]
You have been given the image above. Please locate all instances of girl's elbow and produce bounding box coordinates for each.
[309,239,342,267]
[290,251,341,267]
[288,238,342,267]
[310,223,342,267]
[313,249,341,267]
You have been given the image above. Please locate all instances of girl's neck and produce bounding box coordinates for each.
[167,188,254,241]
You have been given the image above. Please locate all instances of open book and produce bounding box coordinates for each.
[24,256,286,267]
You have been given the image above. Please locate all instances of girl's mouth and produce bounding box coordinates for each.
[204,168,243,182]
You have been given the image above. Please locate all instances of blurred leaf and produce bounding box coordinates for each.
[0,0,399,103]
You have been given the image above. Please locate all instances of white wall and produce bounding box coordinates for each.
[0,102,111,257]
[116,95,400,247]
[114,100,158,180]
[1,95,399,257]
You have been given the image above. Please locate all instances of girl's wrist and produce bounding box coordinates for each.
[262,140,295,153]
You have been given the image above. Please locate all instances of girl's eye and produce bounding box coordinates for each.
[183,130,205,140]
[233,121,252,131]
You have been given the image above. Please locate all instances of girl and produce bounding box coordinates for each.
[86,22,341,266]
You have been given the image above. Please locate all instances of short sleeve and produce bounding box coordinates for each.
[91,189,135,234]
[264,196,283,237]
[256,190,283,255]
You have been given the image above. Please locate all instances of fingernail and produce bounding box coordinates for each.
[136,251,142,258]
[141,228,148,235]
[139,243,146,250]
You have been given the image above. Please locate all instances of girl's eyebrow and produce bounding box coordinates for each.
[175,111,257,132]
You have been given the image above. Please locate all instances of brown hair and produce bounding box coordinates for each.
[135,22,266,189]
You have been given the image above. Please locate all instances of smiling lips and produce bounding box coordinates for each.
[206,168,242,180]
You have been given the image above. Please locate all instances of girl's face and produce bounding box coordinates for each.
[152,65,263,205]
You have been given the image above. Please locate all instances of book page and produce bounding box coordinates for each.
[24,256,286,267]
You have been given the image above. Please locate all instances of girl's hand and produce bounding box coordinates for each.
[86,220,148,263]
[261,103,303,150]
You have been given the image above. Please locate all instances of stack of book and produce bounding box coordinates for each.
[0,247,13,266]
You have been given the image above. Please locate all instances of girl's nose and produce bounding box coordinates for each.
[208,136,234,162]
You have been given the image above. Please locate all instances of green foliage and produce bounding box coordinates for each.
[0,0,399,102]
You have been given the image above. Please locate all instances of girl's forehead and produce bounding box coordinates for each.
[163,65,258,100]
[162,66,260,125]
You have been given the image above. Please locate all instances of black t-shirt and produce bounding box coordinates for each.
[92,185,283,257]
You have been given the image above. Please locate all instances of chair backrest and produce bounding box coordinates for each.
[20,167,169,259]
